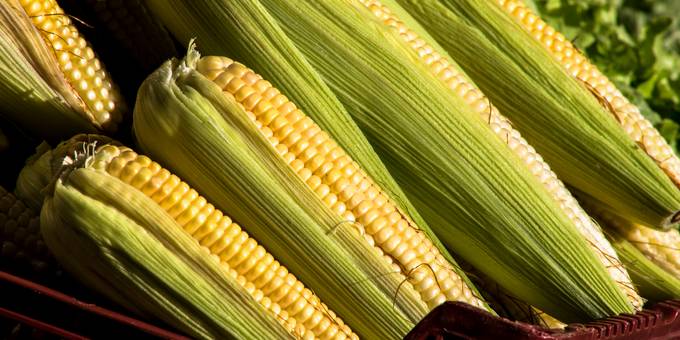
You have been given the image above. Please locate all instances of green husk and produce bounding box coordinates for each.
[146,1,632,323]
[0,0,101,138]
[41,167,291,339]
[397,0,680,229]
[134,53,430,339]
[250,0,632,322]
[142,0,457,267]
[606,229,680,303]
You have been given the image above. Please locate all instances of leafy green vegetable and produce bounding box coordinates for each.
[531,0,680,151]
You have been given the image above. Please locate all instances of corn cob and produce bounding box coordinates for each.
[195,55,484,312]
[135,48,494,337]
[0,186,52,274]
[358,0,640,311]
[496,0,680,188]
[59,0,178,72]
[21,0,124,128]
[89,143,356,340]
[18,135,357,339]
[143,0,457,273]
[0,0,125,138]
[41,164,293,339]
[397,0,680,229]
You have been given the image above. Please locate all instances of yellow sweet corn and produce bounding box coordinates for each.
[21,136,357,339]
[397,0,680,229]
[90,143,357,340]
[357,0,640,311]
[146,0,638,323]
[496,0,680,188]
[135,47,491,337]
[0,0,125,138]
[41,163,293,339]
[195,55,483,312]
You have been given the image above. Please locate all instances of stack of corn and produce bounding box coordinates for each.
[146,0,643,322]
[3,0,680,338]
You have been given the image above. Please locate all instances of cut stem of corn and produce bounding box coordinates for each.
[41,165,292,339]
[496,0,680,190]
[361,0,640,311]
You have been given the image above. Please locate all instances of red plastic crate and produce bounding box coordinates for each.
[407,301,680,340]
[4,268,680,339]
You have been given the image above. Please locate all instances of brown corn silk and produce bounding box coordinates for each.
[0,186,52,274]
[356,0,640,310]
[496,0,680,190]
[18,0,125,132]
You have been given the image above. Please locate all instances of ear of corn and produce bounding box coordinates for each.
[0,186,52,274]
[23,134,358,339]
[0,0,125,139]
[356,0,639,311]
[134,49,491,338]
[397,0,680,229]
[41,166,293,339]
[206,0,637,321]
[142,0,460,270]
[496,0,680,189]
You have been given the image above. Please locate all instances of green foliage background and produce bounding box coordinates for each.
[528,0,680,151]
